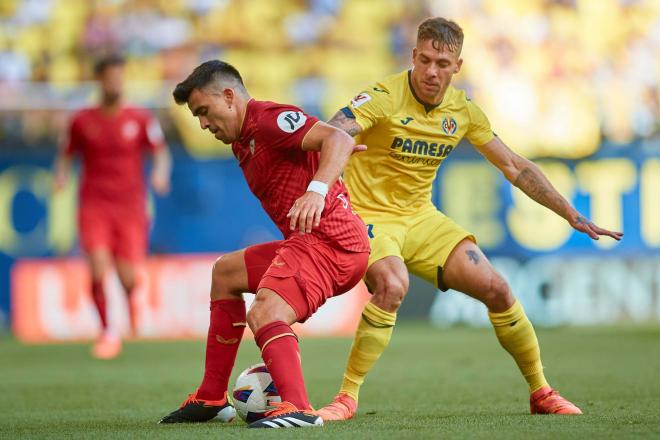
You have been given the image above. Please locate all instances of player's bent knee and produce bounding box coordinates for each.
[246,295,275,332]
[483,272,514,312]
[120,279,137,294]
[245,307,259,332]
[246,300,274,333]
[372,275,409,312]
[89,256,110,281]
[210,254,244,301]
[211,256,227,283]
[247,291,295,332]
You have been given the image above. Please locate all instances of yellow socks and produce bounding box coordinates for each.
[339,299,546,399]
[488,300,549,393]
[339,302,397,401]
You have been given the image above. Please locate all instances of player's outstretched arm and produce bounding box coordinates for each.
[475,136,623,241]
[287,122,366,234]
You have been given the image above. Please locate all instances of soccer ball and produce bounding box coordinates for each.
[232,363,281,423]
[215,405,237,423]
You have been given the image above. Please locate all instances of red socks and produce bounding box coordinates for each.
[254,321,311,410]
[91,280,107,330]
[196,299,247,401]
[92,280,138,334]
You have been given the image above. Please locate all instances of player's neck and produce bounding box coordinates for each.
[99,92,123,113]
[413,82,447,107]
[100,100,122,114]
[408,70,446,112]
[236,97,253,139]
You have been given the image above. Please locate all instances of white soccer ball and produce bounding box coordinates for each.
[214,405,237,422]
[232,363,281,423]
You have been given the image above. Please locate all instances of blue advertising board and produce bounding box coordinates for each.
[0,143,658,326]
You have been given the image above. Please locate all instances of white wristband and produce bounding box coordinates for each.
[307,180,328,198]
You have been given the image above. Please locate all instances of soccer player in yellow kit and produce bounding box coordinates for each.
[318,17,623,420]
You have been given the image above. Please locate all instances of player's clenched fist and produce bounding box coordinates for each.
[287,191,325,234]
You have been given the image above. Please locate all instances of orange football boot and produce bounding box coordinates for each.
[317,393,357,421]
[91,332,122,360]
[530,386,583,415]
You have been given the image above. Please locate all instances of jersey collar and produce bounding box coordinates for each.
[407,69,442,113]
[237,98,256,142]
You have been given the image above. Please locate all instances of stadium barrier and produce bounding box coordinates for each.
[11,255,370,342]
[2,146,658,330]
[431,256,660,327]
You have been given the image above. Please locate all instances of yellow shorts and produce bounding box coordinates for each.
[358,204,475,290]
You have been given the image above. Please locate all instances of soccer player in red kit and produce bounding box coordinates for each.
[54,55,171,359]
[159,60,369,429]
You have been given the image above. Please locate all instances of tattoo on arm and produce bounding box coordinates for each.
[466,250,480,265]
[327,110,362,137]
[513,167,572,219]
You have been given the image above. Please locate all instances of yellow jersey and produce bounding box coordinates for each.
[344,70,495,216]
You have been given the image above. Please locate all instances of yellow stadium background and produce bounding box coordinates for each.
[1,0,657,157]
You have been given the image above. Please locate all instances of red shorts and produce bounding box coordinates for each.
[244,234,369,323]
[78,201,148,262]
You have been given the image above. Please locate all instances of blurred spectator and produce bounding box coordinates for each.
[12,0,54,26]
[0,43,31,83]
[0,0,656,156]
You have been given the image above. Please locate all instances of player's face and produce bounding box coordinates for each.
[411,38,462,105]
[187,88,239,143]
[98,65,124,104]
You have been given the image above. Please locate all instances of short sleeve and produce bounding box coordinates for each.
[142,112,166,152]
[346,84,393,132]
[465,100,495,146]
[259,105,320,150]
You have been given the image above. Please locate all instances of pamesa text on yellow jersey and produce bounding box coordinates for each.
[343,70,495,216]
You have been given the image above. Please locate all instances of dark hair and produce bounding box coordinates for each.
[94,54,125,76]
[173,60,245,104]
[417,17,464,54]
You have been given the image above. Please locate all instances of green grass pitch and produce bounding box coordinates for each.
[1,324,659,439]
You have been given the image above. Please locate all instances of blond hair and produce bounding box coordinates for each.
[417,17,464,54]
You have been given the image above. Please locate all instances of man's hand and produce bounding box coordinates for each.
[150,171,170,196]
[287,191,325,234]
[569,214,623,241]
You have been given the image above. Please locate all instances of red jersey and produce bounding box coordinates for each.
[63,106,165,208]
[232,100,369,253]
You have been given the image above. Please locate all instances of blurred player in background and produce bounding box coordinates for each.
[318,17,623,420]
[159,60,369,429]
[53,54,171,360]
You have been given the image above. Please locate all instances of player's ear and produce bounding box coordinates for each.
[412,47,418,63]
[455,58,463,74]
[222,88,235,107]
